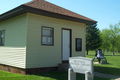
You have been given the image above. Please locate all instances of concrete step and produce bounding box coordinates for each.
[58,63,69,71]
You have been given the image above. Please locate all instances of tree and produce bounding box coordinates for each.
[115,34,120,52]
[86,24,102,55]
[109,23,120,56]
[100,22,120,55]
[101,29,111,53]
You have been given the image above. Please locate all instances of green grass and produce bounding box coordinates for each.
[86,51,120,76]
[0,51,119,80]
[0,70,111,80]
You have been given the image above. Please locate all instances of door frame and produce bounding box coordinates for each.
[61,28,72,63]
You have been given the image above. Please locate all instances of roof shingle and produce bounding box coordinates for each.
[23,0,97,23]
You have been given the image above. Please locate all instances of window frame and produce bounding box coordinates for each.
[76,38,82,51]
[0,30,5,46]
[41,26,54,46]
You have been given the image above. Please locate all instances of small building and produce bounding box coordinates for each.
[0,0,97,74]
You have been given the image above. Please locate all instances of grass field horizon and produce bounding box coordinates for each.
[0,51,119,80]
[86,51,120,77]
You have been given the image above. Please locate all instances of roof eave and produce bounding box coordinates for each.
[0,5,26,22]
[0,5,97,24]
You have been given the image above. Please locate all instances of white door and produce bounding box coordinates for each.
[62,29,70,61]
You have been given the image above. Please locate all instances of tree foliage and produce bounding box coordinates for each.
[86,24,102,55]
[115,34,120,52]
[109,23,120,55]
[100,22,120,55]
[100,29,111,52]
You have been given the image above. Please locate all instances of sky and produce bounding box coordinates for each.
[0,0,120,30]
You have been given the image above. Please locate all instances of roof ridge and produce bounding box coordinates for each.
[33,0,45,1]
[24,0,35,5]
[23,0,97,23]
[45,1,93,21]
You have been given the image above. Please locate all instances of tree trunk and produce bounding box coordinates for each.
[86,46,89,55]
[86,49,88,55]
[103,50,105,54]
[112,43,114,56]
[103,44,105,54]
[107,50,108,52]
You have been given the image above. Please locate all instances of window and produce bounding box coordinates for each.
[76,38,82,51]
[0,30,5,45]
[42,26,54,45]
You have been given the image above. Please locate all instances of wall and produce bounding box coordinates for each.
[0,14,27,68]
[26,13,86,68]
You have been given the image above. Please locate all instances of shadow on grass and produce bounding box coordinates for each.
[104,55,120,56]
[86,54,120,56]
[94,62,114,66]
[33,71,111,80]
[86,54,95,56]
[94,65,120,76]
[34,71,84,80]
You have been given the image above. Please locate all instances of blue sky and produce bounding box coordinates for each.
[0,0,120,30]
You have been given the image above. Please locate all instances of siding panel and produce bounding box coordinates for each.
[0,14,27,68]
[26,13,86,68]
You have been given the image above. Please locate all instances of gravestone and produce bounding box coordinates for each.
[68,57,94,80]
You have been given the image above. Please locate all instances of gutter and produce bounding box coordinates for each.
[0,5,97,24]
[0,5,26,22]
[0,8,23,19]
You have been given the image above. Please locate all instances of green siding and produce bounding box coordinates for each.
[26,13,86,68]
[0,14,27,68]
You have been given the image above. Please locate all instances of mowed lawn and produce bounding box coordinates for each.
[86,51,120,76]
[0,70,111,80]
[0,51,119,80]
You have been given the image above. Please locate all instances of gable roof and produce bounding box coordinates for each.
[0,0,97,24]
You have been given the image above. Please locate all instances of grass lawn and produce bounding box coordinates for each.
[86,51,120,76]
[0,70,111,80]
[0,51,119,80]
